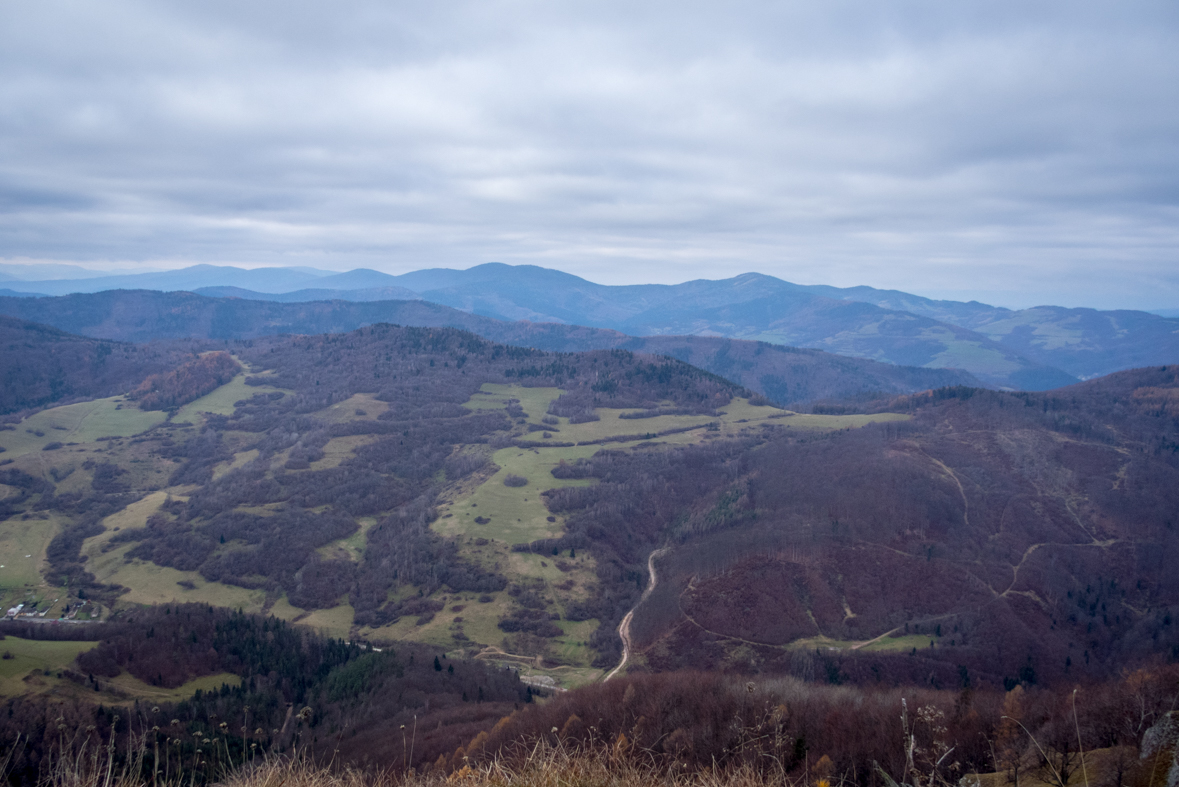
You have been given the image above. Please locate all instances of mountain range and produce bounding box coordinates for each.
[2,262,1177,390]
[0,293,976,412]
[2,262,1179,785]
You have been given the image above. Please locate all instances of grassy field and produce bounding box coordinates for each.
[267,597,357,640]
[81,490,166,562]
[314,393,390,423]
[5,378,911,681]
[101,671,242,702]
[429,385,912,673]
[0,512,63,591]
[434,444,598,546]
[463,384,564,417]
[297,603,356,640]
[213,448,260,480]
[0,637,241,702]
[0,637,97,696]
[927,337,1022,377]
[318,517,379,562]
[309,435,382,471]
[785,631,943,653]
[86,538,269,613]
[172,367,288,424]
[0,397,165,459]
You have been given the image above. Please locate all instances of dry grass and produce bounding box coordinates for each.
[219,742,807,787]
[21,728,1153,787]
[25,731,818,787]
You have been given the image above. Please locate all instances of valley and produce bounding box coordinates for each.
[1,357,905,691]
[0,311,1176,785]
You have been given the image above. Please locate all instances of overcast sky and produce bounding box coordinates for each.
[2,1,1177,309]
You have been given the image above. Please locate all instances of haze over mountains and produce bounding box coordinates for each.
[3,266,1179,784]
[0,294,977,413]
[3,262,1177,391]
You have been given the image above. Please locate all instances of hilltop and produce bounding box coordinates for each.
[0,293,978,408]
[4,263,1176,387]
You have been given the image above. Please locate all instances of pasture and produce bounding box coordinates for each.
[0,513,62,591]
[0,637,96,696]
[172,368,288,423]
[0,397,165,459]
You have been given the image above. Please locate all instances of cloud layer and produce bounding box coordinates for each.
[2,1,1177,308]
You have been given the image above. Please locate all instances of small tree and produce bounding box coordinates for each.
[996,686,1029,787]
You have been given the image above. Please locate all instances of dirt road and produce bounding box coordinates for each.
[604,547,668,682]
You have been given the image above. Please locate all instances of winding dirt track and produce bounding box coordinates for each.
[604,547,668,682]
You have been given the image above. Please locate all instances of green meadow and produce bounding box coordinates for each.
[172,367,288,423]
[0,397,165,459]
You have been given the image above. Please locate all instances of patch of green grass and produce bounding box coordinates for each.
[556,409,718,444]
[268,597,356,640]
[448,595,514,650]
[858,633,943,653]
[267,595,303,622]
[313,393,390,423]
[0,638,97,696]
[318,517,378,562]
[363,602,464,650]
[510,662,604,690]
[308,435,381,471]
[101,671,243,702]
[434,444,599,546]
[769,411,911,430]
[0,513,62,590]
[552,619,598,665]
[86,540,268,613]
[0,398,165,459]
[296,603,355,640]
[463,384,564,418]
[505,551,593,586]
[81,490,168,563]
[785,632,942,653]
[212,448,260,480]
[172,369,288,424]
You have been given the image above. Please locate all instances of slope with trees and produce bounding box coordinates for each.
[0,290,982,407]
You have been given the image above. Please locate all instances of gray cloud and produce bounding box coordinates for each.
[1,0,1176,308]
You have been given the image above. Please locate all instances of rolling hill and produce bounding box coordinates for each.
[2,310,1175,690]
[0,316,207,415]
[14,262,1179,388]
[4,262,1176,386]
[622,365,1179,688]
[0,292,980,409]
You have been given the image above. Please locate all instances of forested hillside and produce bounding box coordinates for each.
[623,366,1179,688]
[1,319,1178,787]
[0,605,528,783]
[0,291,980,408]
[1,323,772,679]
[0,316,208,415]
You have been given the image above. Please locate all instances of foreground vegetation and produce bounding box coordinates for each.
[6,664,1179,787]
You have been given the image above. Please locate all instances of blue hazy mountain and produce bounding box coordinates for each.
[4,262,1175,386]
[0,290,981,409]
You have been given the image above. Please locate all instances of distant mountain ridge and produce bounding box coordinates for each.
[3,262,1175,387]
[0,292,979,410]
